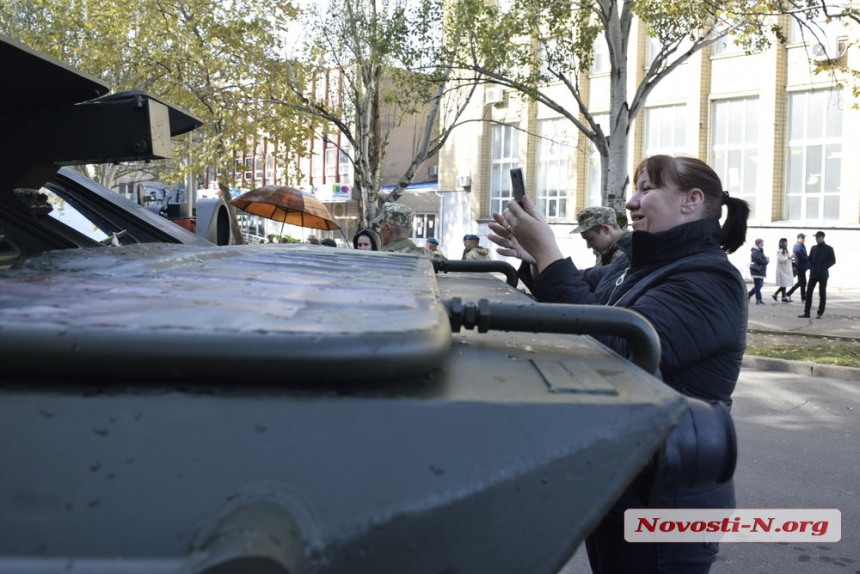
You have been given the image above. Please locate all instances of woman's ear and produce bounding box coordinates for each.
[681,187,705,214]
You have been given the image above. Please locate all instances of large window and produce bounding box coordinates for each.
[536,119,570,219]
[265,155,275,184]
[592,35,609,74]
[587,114,609,207]
[254,155,264,183]
[325,147,337,177]
[312,153,322,178]
[711,98,758,219]
[786,90,842,221]
[713,25,744,55]
[490,124,519,216]
[648,36,695,63]
[645,105,686,157]
[339,147,350,176]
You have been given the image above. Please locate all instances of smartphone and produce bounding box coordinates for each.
[510,167,525,204]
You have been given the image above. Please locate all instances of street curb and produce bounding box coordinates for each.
[748,328,860,343]
[742,355,860,381]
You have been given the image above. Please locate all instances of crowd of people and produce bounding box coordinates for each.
[286,201,497,263]
[743,231,837,319]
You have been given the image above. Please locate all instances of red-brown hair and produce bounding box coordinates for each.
[633,155,750,253]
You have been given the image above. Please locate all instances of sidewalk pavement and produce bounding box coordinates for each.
[744,286,860,380]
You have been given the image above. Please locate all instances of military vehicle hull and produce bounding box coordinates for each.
[0,246,687,573]
[0,33,732,574]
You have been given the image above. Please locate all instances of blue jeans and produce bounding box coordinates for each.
[747,278,763,302]
[586,480,736,574]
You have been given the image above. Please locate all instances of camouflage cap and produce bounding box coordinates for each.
[571,206,618,234]
[375,202,414,228]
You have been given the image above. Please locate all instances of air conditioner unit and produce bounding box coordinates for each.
[485,87,504,106]
[428,165,439,177]
[811,37,844,62]
[456,175,472,188]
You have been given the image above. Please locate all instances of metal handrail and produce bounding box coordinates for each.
[432,259,519,288]
[443,298,662,375]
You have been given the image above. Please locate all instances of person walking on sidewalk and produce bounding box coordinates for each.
[749,238,769,305]
[786,232,808,302]
[799,231,836,319]
[772,238,794,303]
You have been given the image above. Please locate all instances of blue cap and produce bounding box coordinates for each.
[426,237,439,245]
[464,234,480,241]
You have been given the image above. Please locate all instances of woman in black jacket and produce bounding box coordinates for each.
[489,155,750,574]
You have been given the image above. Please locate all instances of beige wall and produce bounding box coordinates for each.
[295,69,440,193]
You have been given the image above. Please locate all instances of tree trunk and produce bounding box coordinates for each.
[602,0,632,222]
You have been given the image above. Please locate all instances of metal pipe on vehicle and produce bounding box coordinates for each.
[443,297,661,375]
[432,259,519,288]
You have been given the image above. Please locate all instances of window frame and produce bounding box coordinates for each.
[536,119,570,220]
[325,147,337,177]
[645,104,687,158]
[587,114,609,208]
[785,90,843,221]
[489,124,520,217]
[710,97,759,219]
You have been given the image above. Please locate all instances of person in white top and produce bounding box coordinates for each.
[771,237,794,303]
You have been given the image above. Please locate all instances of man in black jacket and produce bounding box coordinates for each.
[786,232,808,302]
[799,231,836,319]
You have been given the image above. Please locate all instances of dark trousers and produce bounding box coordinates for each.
[786,271,807,301]
[585,480,735,574]
[747,278,763,302]
[804,276,828,316]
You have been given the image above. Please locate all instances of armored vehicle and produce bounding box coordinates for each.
[0,35,735,573]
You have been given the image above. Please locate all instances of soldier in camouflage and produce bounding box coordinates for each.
[462,234,490,261]
[426,237,446,260]
[571,206,630,268]
[374,203,430,256]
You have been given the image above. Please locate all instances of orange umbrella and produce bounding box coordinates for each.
[231,185,341,231]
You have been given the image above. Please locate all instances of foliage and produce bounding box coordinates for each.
[444,0,855,215]
[264,0,476,228]
[0,0,307,190]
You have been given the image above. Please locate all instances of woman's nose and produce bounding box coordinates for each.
[625,196,638,210]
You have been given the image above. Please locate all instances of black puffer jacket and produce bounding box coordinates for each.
[518,236,631,302]
[531,218,748,407]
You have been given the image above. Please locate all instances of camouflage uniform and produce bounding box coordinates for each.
[571,206,627,268]
[382,237,430,256]
[462,234,490,261]
[426,237,446,260]
[598,230,631,267]
[463,246,490,261]
[375,203,431,256]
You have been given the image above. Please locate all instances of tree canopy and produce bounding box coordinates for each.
[266,0,478,228]
[0,0,307,190]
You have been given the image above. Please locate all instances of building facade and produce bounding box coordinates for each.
[439,16,859,288]
[289,68,440,243]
